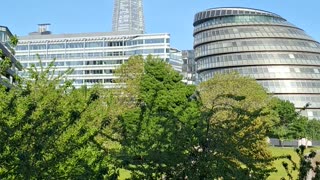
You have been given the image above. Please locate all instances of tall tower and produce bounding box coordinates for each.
[112,0,145,33]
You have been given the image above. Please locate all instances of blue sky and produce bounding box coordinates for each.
[2,0,319,50]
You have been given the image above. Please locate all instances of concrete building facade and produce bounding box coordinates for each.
[0,26,22,88]
[15,28,175,89]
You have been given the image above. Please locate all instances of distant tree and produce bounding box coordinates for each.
[114,55,144,108]
[268,98,296,141]
[288,116,308,140]
[306,119,320,141]
[268,98,309,142]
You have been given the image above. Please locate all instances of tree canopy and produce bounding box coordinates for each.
[196,73,275,179]
[0,61,120,179]
[117,57,275,179]
[0,54,305,179]
[117,55,199,179]
[268,98,311,141]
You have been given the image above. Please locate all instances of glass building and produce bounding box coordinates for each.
[0,26,22,88]
[193,7,320,119]
[112,0,145,33]
[169,48,183,73]
[181,50,196,85]
[15,27,180,89]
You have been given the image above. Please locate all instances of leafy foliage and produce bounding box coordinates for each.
[306,119,320,140]
[117,60,275,179]
[0,54,290,179]
[9,35,18,47]
[281,145,320,180]
[268,98,309,141]
[114,55,144,108]
[0,60,120,179]
[0,56,12,75]
[196,73,275,179]
[118,56,200,179]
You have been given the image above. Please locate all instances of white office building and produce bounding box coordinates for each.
[15,26,181,88]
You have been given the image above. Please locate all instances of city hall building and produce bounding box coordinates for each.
[193,7,320,119]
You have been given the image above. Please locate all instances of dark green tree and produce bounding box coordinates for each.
[306,119,320,140]
[118,55,200,179]
[268,98,309,141]
[268,98,296,141]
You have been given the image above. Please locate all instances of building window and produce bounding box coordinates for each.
[145,38,164,44]
[85,41,104,48]
[48,43,65,49]
[30,44,46,50]
[66,42,84,49]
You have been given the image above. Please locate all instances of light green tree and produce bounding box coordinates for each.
[0,60,120,179]
[195,73,275,179]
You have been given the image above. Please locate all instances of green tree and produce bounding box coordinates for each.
[306,119,320,140]
[288,116,308,140]
[114,55,144,109]
[0,56,12,75]
[117,61,276,179]
[268,98,309,141]
[0,60,120,179]
[118,55,200,179]
[196,73,275,179]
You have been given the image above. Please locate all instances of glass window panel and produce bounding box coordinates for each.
[85,41,103,48]
[145,38,164,44]
[67,42,84,49]
[48,43,65,49]
[16,45,28,50]
[30,44,46,50]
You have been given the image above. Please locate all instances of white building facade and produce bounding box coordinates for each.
[15,31,180,88]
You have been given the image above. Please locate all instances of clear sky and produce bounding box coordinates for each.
[2,0,319,50]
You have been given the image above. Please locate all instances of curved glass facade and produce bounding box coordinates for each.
[194,7,320,119]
